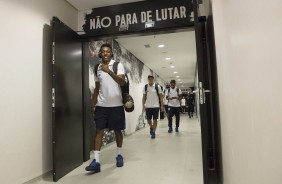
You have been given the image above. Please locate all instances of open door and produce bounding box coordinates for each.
[195,16,220,184]
[52,17,83,181]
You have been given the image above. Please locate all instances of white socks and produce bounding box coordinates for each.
[94,151,100,163]
[117,147,122,155]
[93,148,122,163]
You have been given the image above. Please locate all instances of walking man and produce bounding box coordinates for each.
[166,80,182,133]
[142,75,164,139]
[86,43,126,173]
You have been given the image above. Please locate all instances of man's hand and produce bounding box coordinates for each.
[91,106,96,112]
[100,63,111,73]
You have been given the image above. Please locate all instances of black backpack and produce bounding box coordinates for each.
[145,84,161,107]
[95,62,133,112]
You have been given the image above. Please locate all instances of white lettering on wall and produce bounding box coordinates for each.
[89,6,188,30]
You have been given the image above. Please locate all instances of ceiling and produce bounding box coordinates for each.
[66,0,197,88]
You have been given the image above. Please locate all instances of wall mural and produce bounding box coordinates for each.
[88,39,166,146]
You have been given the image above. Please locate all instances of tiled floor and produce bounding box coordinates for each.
[30,114,203,184]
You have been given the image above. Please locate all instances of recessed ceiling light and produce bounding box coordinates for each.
[158,44,165,48]
[170,66,175,68]
[165,57,171,60]
[176,75,180,78]
[178,79,181,81]
[173,72,178,74]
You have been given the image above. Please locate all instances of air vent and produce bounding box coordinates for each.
[144,44,151,48]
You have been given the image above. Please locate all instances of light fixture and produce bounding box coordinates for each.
[178,79,181,81]
[176,75,180,78]
[158,44,165,48]
[165,57,171,60]
[173,72,178,74]
[170,66,175,68]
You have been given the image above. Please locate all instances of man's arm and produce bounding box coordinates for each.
[109,72,125,86]
[91,82,100,111]
[100,63,125,86]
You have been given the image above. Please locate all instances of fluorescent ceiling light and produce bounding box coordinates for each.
[158,44,165,48]
[170,66,175,68]
[165,57,171,60]
[173,72,178,74]
[176,76,180,78]
[178,79,181,81]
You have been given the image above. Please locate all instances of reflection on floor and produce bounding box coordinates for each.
[31,115,203,184]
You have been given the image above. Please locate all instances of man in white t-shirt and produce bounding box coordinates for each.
[166,80,182,133]
[142,75,164,139]
[86,43,126,173]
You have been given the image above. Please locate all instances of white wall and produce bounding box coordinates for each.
[212,0,282,183]
[0,0,77,183]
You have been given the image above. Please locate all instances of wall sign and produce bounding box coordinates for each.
[82,0,193,36]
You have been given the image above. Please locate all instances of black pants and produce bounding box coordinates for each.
[168,106,180,128]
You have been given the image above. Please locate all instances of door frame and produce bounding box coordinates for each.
[51,0,221,183]
[81,1,221,184]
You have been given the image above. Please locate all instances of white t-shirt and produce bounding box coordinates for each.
[181,98,186,106]
[94,60,125,107]
[143,83,163,108]
[166,87,182,107]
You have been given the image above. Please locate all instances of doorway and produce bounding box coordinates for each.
[52,1,220,183]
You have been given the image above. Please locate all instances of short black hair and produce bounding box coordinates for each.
[100,43,112,51]
[148,75,154,79]
[170,80,176,83]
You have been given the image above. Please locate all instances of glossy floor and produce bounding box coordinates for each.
[29,115,203,184]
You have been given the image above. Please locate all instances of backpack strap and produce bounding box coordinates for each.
[94,63,100,77]
[155,84,161,107]
[113,61,119,74]
[145,84,148,93]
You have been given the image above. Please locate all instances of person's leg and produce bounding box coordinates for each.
[114,130,123,148]
[164,105,168,119]
[93,129,104,163]
[175,107,180,131]
[146,108,154,135]
[168,106,173,132]
[108,106,125,167]
[86,106,106,172]
[151,108,159,138]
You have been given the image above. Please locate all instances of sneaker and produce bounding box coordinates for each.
[151,132,156,139]
[175,127,179,132]
[168,127,173,133]
[150,128,153,135]
[116,155,124,167]
[85,159,101,172]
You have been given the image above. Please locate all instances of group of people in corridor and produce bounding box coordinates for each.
[86,43,195,174]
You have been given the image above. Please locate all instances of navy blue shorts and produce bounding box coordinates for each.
[94,106,125,131]
[145,108,160,120]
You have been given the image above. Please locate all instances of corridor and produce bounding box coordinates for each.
[30,115,203,184]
